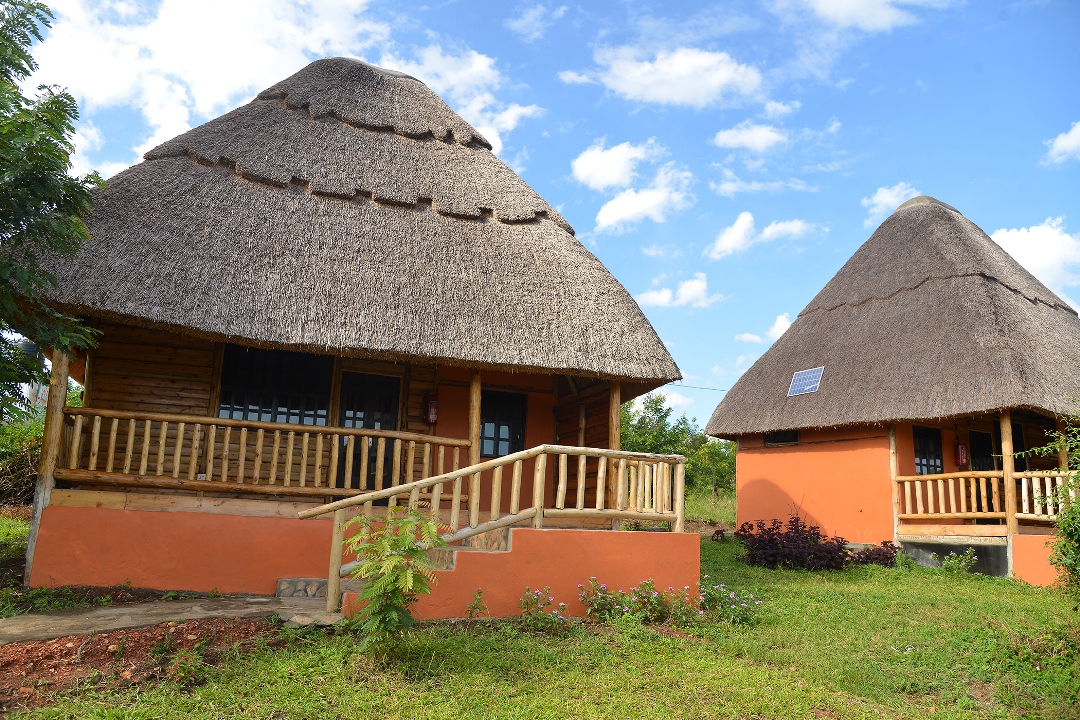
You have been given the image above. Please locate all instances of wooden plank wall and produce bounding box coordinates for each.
[90,323,215,415]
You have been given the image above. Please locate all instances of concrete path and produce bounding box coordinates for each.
[0,597,343,645]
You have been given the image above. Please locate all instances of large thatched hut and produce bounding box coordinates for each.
[26,58,698,616]
[706,196,1077,584]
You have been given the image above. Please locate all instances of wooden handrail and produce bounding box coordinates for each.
[895,471,1003,482]
[310,443,688,613]
[62,406,469,446]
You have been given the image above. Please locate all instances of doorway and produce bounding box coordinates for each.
[336,372,400,491]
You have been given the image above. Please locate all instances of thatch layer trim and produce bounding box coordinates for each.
[706,199,1080,436]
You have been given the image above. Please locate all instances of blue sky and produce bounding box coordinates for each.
[32,0,1080,425]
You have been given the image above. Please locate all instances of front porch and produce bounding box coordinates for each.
[892,410,1072,580]
[26,344,696,615]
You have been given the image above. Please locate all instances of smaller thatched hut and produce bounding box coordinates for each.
[706,196,1078,584]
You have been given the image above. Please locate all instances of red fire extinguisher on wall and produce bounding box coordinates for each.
[955,442,968,466]
[424,393,438,425]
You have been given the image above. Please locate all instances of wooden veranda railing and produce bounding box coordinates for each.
[1016,470,1075,522]
[53,407,471,499]
[895,472,1007,521]
[298,444,687,612]
[895,470,1074,526]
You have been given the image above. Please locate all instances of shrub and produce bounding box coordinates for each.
[734,513,850,570]
[345,507,447,658]
[167,648,208,687]
[465,588,488,619]
[852,541,899,567]
[577,575,762,628]
[0,407,44,505]
[932,547,977,574]
[519,586,569,635]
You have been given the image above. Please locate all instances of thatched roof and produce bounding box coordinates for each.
[41,58,679,384]
[707,196,1080,437]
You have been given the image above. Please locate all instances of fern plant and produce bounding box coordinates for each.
[345,506,447,658]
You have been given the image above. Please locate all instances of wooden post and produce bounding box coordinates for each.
[608,381,621,451]
[468,369,482,526]
[673,462,686,533]
[889,425,899,542]
[577,403,586,446]
[1058,418,1070,472]
[532,453,547,528]
[24,350,71,585]
[608,381,621,529]
[326,509,345,613]
[1000,411,1017,577]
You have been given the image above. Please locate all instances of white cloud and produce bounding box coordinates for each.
[1043,121,1080,165]
[827,119,842,134]
[704,212,817,259]
[590,46,762,108]
[735,312,792,344]
[861,181,920,227]
[766,313,792,340]
[712,120,788,153]
[709,168,816,197]
[642,244,681,258]
[557,70,593,84]
[991,217,1080,307]
[636,273,723,309]
[380,46,543,156]
[781,0,948,32]
[762,100,801,119]
[571,138,664,191]
[505,4,568,42]
[70,121,127,178]
[594,163,694,233]
[32,0,390,166]
[630,387,694,413]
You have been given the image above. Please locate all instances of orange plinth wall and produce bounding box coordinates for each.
[1013,534,1059,587]
[29,508,701,611]
[346,528,701,620]
[735,427,894,544]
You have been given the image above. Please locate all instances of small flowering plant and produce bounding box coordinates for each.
[519,586,570,635]
[166,649,207,687]
[931,547,978,574]
[577,575,762,628]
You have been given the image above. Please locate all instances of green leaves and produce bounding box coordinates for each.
[621,393,735,494]
[0,1,101,414]
[344,507,448,659]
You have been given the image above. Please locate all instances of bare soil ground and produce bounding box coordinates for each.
[0,616,279,714]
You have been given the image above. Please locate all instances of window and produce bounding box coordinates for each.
[218,345,332,425]
[969,431,996,471]
[913,426,943,475]
[480,391,527,458]
[764,430,799,446]
[1011,422,1028,473]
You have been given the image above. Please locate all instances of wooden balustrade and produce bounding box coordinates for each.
[300,443,688,613]
[1016,471,1075,521]
[894,472,1007,520]
[54,407,470,499]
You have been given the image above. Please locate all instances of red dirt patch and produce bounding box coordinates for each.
[0,616,279,714]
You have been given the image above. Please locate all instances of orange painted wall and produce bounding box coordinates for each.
[736,426,893,543]
[29,506,334,594]
[434,367,558,511]
[1013,534,1060,587]
[346,528,701,620]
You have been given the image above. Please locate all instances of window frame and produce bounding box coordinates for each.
[217,345,334,426]
[912,425,944,476]
[479,391,528,459]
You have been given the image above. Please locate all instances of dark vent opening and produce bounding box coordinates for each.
[764,430,799,446]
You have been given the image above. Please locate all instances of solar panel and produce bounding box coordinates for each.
[788,367,824,397]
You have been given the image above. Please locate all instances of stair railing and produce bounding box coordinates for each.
[298,444,687,612]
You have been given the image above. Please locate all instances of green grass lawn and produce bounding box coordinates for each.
[26,538,1079,719]
[685,488,737,527]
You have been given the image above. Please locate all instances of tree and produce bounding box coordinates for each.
[621,393,735,495]
[0,0,99,415]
